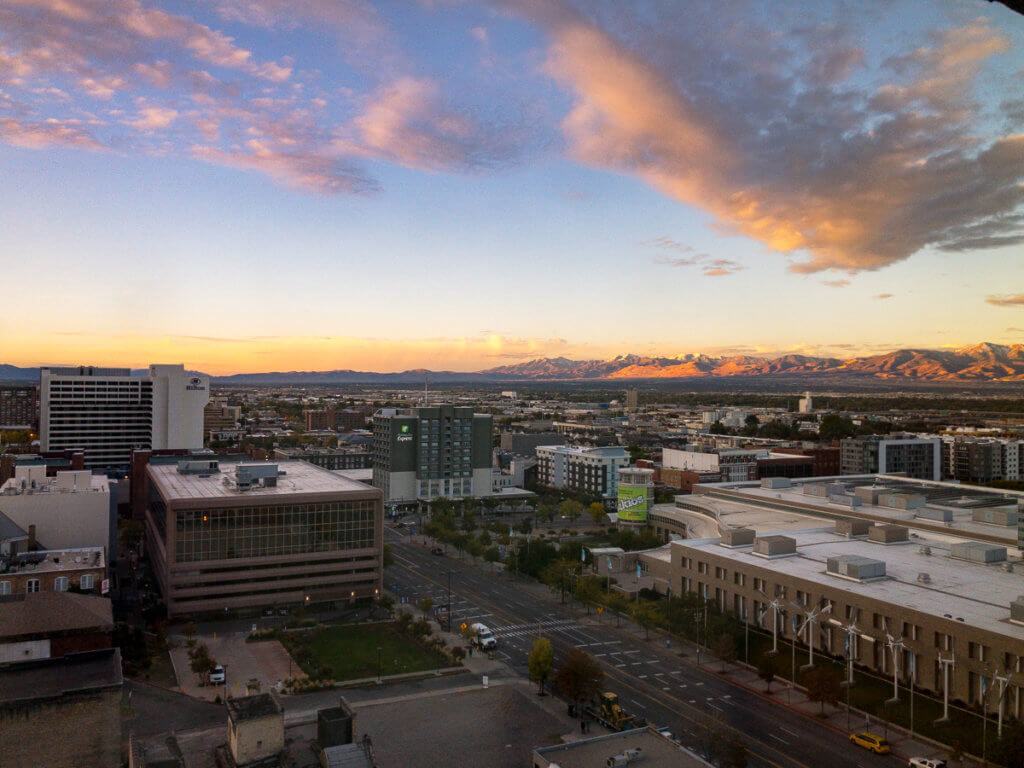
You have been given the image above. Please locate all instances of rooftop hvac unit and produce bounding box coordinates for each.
[1004,562,1015,574]
[919,545,932,556]
[917,572,931,584]
[607,748,644,767]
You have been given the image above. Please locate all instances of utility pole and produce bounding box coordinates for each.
[447,569,452,633]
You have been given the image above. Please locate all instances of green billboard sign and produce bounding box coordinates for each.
[617,485,648,523]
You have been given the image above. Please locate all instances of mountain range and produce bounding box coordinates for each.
[3,343,1024,384]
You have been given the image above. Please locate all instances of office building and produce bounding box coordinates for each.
[666,526,1024,720]
[500,431,561,456]
[625,389,639,410]
[942,437,1024,483]
[0,384,39,430]
[798,391,813,414]
[840,435,942,481]
[304,408,368,432]
[145,459,383,616]
[662,447,765,483]
[40,364,209,470]
[0,465,114,552]
[535,445,629,504]
[203,397,241,436]
[371,405,493,503]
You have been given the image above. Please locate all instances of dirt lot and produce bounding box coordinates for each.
[170,629,303,701]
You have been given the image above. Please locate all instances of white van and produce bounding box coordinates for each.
[470,623,498,650]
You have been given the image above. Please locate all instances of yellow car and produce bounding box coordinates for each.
[849,732,891,754]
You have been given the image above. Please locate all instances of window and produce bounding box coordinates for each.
[0,581,10,596]
[26,579,40,593]
[53,577,69,592]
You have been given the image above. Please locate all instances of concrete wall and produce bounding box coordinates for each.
[230,714,285,765]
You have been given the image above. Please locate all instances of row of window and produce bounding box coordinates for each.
[0,574,95,595]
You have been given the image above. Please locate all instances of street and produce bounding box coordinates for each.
[386,527,907,768]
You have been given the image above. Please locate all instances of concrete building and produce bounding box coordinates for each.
[798,391,813,414]
[0,465,114,552]
[663,447,766,483]
[203,398,240,436]
[145,459,383,616]
[942,437,1024,483]
[499,431,561,456]
[533,726,713,768]
[304,408,368,432]
[0,592,113,663]
[625,389,639,410]
[274,446,373,471]
[0,384,39,430]
[0,648,123,768]
[840,435,942,481]
[667,526,1024,719]
[40,364,209,470]
[227,693,285,766]
[535,445,629,504]
[0,546,105,598]
[371,405,493,504]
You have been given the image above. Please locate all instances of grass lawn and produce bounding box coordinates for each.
[291,623,451,681]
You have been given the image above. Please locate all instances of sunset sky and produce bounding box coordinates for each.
[2,0,1023,374]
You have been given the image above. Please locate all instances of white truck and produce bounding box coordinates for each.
[470,623,498,651]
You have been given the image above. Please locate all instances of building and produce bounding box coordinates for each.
[840,435,942,481]
[0,592,113,663]
[943,437,1024,483]
[304,408,368,432]
[371,405,493,503]
[274,446,373,471]
[203,398,240,436]
[0,546,106,598]
[0,648,123,768]
[666,525,1024,720]
[227,693,285,766]
[798,391,813,414]
[40,364,209,470]
[145,459,383,616]
[616,466,654,527]
[533,726,713,768]
[499,431,561,456]
[625,389,639,410]
[0,384,39,430]
[0,465,114,552]
[662,447,765,483]
[535,445,629,504]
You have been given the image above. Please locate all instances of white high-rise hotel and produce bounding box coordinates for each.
[40,364,209,469]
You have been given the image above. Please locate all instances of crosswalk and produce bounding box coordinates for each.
[488,618,579,638]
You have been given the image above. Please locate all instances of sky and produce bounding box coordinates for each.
[1,0,1023,374]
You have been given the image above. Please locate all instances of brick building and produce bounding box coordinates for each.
[0,385,39,430]
[0,547,106,598]
[0,591,113,663]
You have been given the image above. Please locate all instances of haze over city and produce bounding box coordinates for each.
[2,0,1024,373]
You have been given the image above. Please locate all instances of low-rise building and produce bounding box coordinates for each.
[840,435,942,480]
[0,591,113,663]
[533,726,713,768]
[227,693,285,766]
[0,648,123,768]
[145,459,383,616]
[0,546,105,598]
[274,446,373,471]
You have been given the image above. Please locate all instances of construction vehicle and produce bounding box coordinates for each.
[583,692,647,732]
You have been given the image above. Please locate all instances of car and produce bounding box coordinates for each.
[431,546,445,556]
[909,759,946,768]
[849,732,891,754]
[208,665,225,685]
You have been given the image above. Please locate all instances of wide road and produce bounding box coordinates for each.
[386,528,903,768]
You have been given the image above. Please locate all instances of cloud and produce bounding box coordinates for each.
[875,293,894,300]
[987,294,1024,308]
[511,1,1024,273]
[0,116,104,150]
[821,279,850,288]
[643,236,693,253]
[127,106,178,131]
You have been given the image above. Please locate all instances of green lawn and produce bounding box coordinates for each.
[290,623,451,681]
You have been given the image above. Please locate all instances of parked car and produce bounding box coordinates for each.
[909,759,946,768]
[849,732,891,754]
[208,665,225,685]
[431,546,445,556]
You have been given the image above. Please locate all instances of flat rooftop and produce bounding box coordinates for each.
[148,460,376,502]
[534,727,711,768]
[673,527,1024,642]
[0,547,105,575]
[701,476,1022,548]
[0,648,122,704]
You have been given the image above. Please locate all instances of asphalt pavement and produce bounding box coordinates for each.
[386,528,911,768]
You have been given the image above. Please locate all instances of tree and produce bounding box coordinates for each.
[587,502,607,525]
[712,632,737,672]
[528,637,554,694]
[418,596,434,615]
[819,413,857,442]
[553,648,604,712]
[118,519,145,554]
[559,499,584,522]
[516,518,533,535]
[757,653,778,693]
[483,546,501,569]
[630,601,662,640]
[804,665,842,715]
[992,723,1024,768]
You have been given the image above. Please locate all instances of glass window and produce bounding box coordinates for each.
[0,581,10,596]
[54,576,69,592]
[81,574,95,590]
[26,579,40,593]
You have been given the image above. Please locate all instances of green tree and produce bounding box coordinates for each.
[559,499,584,522]
[819,413,857,441]
[483,546,501,568]
[418,596,434,615]
[630,601,662,640]
[712,632,737,672]
[804,665,842,715]
[587,502,608,525]
[553,648,604,712]
[528,637,554,694]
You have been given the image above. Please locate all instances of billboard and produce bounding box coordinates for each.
[617,484,649,523]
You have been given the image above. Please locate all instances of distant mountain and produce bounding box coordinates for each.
[4,343,1024,385]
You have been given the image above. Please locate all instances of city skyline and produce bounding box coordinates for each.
[2,0,1023,373]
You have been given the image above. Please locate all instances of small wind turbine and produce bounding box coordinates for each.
[789,600,832,669]
[756,589,783,655]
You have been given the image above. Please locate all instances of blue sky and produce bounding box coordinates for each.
[1,0,1023,373]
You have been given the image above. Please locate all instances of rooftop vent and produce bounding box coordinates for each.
[178,459,220,475]
[950,541,1007,564]
[761,477,791,490]
[867,525,909,545]
[919,545,932,556]
[918,572,931,584]
[827,554,886,582]
[607,748,644,767]
[720,528,756,548]
[1011,596,1024,626]
[753,535,797,559]
[835,518,871,538]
